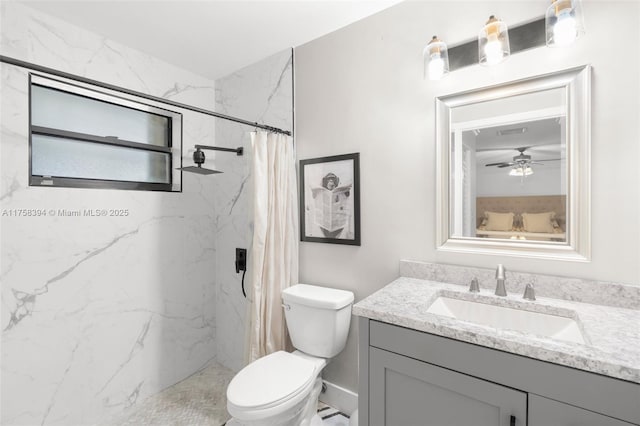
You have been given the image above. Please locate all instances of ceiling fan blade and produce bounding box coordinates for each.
[478,144,564,153]
[485,162,510,167]
[477,148,517,153]
[535,158,563,162]
[497,163,515,168]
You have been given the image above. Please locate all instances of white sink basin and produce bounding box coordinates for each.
[426,296,585,344]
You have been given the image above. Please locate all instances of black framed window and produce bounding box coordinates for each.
[29,74,182,191]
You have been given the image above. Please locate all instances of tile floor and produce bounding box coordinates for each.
[105,362,235,425]
[104,363,350,426]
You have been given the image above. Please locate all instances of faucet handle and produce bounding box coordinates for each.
[469,277,480,293]
[496,264,506,279]
[523,283,536,301]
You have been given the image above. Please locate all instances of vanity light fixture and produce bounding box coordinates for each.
[424,36,450,80]
[479,15,510,66]
[546,0,584,47]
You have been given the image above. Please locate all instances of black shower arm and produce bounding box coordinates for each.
[194,144,244,156]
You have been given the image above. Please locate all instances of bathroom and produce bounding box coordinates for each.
[1,0,638,425]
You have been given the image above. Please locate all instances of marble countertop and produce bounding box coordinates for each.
[353,277,640,383]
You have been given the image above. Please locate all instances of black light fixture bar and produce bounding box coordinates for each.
[0,55,292,136]
[448,17,546,72]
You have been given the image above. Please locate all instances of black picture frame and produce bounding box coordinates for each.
[299,153,360,246]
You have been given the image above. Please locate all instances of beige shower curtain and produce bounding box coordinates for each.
[247,131,298,362]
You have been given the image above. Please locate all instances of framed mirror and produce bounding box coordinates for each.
[436,66,591,261]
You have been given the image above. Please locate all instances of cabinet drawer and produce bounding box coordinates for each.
[369,320,640,424]
[529,395,636,426]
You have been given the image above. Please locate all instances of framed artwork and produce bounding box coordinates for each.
[299,153,360,245]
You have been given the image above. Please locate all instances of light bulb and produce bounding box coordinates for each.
[553,10,577,46]
[428,53,445,80]
[546,0,584,48]
[484,36,504,65]
[479,15,509,66]
[423,36,449,81]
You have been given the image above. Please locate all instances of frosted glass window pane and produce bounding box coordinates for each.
[31,85,169,146]
[32,135,170,184]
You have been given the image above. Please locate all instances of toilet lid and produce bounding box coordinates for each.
[227,351,316,410]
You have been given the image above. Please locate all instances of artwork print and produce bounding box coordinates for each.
[299,153,360,245]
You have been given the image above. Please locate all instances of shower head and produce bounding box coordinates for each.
[178,145,243,176]
[179,165,222,175]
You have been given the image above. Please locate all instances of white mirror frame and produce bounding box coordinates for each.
[436,65,591,261]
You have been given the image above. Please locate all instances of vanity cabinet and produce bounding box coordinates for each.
[358,318,640,426]
[369,347,526,426]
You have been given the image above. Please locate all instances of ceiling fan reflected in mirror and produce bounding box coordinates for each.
[484,146,562,177]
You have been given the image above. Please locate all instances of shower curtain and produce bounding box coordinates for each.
[247,131,298,362]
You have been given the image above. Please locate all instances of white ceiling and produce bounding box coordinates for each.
[19,0,402,80]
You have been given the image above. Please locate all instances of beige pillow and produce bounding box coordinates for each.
[484,211,515,231]
[522,212,556,233]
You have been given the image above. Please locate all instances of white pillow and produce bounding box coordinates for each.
[484,211,515,231]
[522,212,556,233]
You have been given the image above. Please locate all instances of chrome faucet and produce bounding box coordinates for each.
[523,283,536,301]
[495,264,507,296]
[469,277,480,293]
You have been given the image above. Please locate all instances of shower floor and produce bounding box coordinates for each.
[105,362,349,426]
[106,362,235,426]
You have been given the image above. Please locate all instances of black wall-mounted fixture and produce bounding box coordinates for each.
[178,144,244,175]
[236,248,248,298]
[235,248,247,273]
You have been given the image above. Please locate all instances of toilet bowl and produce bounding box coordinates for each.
[227,351,325,425]
[226,284,354,426]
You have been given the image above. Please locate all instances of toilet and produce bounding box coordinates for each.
[226,284,354,426]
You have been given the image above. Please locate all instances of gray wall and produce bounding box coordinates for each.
[294,1,640,392]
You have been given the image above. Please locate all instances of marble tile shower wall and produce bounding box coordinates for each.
[1,3,218,425]
[213,49,293,372]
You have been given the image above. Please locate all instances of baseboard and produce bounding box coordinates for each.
[319,380,358,416]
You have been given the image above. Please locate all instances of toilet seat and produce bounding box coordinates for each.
[227,351,319,417]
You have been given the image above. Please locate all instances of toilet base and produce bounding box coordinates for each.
[226,377,323,426]
[309,413,323,426]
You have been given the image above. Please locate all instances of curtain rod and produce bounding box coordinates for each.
[0,55,292,136]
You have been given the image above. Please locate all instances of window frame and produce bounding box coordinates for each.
[29,74,183,192]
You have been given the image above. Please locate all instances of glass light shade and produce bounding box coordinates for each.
[509,165,534,177]
[423,36,450,80]
[478,16,510,66]
[546,0,585,47]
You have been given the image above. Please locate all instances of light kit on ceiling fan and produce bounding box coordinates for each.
[546,0,585,47]
[509,165,534,177]
[478,15,510,66]
[423,36,450,80]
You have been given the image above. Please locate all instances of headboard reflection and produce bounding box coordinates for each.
[476,195,567,230]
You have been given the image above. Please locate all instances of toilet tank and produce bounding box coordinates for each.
[282,284,354,358]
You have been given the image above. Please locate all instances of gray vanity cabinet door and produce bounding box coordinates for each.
[529,395,635,426]
[369,347,527,426]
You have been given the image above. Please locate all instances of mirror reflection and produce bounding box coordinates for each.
[436,66,590,260]
[449,88,567,243]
